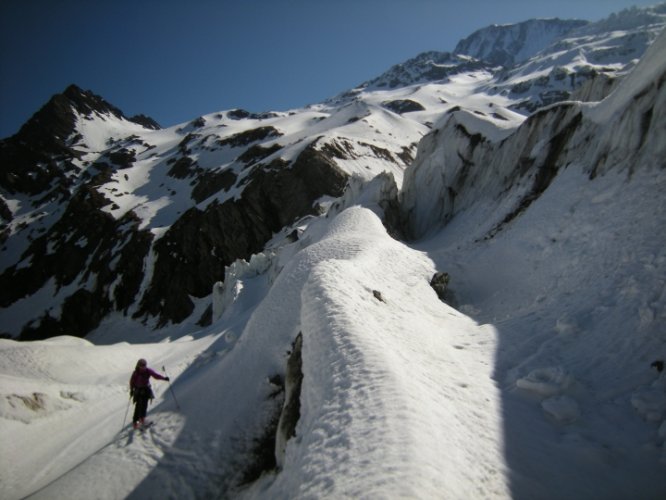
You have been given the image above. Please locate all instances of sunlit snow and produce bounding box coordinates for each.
[1,7,666,500]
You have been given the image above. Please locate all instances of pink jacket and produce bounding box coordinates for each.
[130,367,166,389]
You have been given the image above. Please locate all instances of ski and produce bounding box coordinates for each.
[139,421,154,432]
[131,420,154,432]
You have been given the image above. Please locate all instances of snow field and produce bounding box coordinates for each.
[418,159,666,497]
[0,333,218,499]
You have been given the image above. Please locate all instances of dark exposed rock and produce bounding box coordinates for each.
[135,198,274,325]
[104,147,136,169]
[227,109,279,120]
[20,314,64,340]
[112,226,154,312]
[359,141,397,163]
[87,167,114,187]
[0,135,77,196]
[378,183,405,240]
[0,197,11,223]
[20,288,109,340]
[190,117,206,128]
[167,156,198,179]
[129,114,161,130]
[138,140,348,326]
[382,99,426,114]
[277,332,303,452]
[237,389,284,486]
[320,138,357,160]
[61,84,127,119]
[397,144,417,165]
[228,109,252,120]
[177,133,199,155]
[430,272,450,301]
[639,105,654,149]
[191,169,237,203]
[197,304,213,327]
[492,112,509,121]
[245,141,348,227]
[238,143,282,165]
[217,126,282,148]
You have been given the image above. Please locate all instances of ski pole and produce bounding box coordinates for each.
[121,393,132,431]
[162,365,181,410]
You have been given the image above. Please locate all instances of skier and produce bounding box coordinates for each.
[129,358,169,429]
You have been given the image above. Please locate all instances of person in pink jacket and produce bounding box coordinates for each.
[129,358,169,429]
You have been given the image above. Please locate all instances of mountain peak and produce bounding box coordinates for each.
[8,85,160,143]
[12,85,123,145]
[0,85,159,195]
[453,18,589,67]
[351,51,491,94]
[60,84,125,120]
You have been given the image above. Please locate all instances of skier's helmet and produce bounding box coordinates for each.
[136,358,147,368]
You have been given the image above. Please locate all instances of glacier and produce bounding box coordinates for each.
[1,4,666,499]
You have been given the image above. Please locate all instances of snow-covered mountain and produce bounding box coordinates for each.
[344,5,666,113]
[1,4,666,499]
[453,18,589,67]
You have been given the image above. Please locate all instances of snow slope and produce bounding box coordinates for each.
[2,5,666,500]
[417,164,666,499]
[0,332,220,498]
[399,23,666,500]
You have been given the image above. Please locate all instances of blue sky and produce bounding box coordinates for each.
[0,0,660,138]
